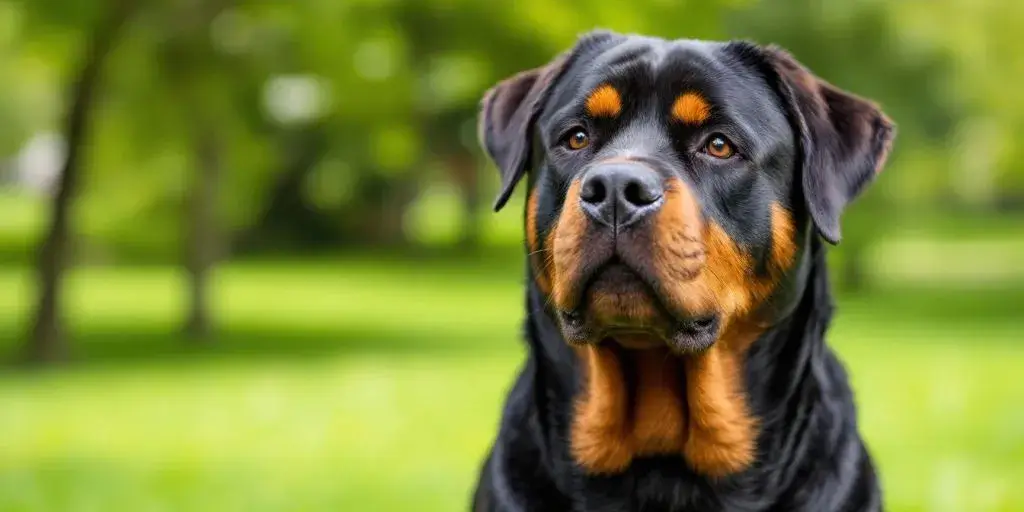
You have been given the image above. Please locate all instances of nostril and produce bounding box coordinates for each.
[623,180,661,207]
[580,177,607,205]
[623,182,643,206]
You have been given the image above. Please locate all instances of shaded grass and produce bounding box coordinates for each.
[0,258,1022,511]
[0,259,525,365]
[0,353,518,511]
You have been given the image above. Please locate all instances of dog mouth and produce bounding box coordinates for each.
[558,259,720,353]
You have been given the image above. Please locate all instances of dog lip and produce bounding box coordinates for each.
[576,257,654,303]
[561,309,585,327]
[667,314,721,353]
[557,309,592,345]
[579,258,668,315]
[679,314,717,332]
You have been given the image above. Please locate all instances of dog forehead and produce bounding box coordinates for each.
[542,37,774,117]
[549,37,715,100]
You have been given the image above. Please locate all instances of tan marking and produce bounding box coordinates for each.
[769,203,797,272]
[652,178,711,313]
[682,340,758,477]
[671,92,711,125]
[631,349,687,456]
[585,84,622,118]
[525,191,551,295]
[526,191,539,252]
[700,222,756,317]
[544,228,557,294]
[551,180,587,310]
[653,199,798,324]
[572,347,688,472]
[571,344,632,472]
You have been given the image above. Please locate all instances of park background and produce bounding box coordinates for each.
[0,0,1022,510]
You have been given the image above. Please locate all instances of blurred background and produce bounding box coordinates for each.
[0,0,1021,510]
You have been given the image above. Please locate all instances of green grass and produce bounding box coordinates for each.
[0,259,1022,511]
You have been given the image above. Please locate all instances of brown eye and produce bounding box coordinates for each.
[567,129,590,150]
[705,135,734,159]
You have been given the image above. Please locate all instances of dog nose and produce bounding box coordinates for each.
[579,162,664,228]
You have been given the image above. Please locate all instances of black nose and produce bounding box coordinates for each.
[579,162,664,229]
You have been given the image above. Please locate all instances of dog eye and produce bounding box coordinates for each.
[565,129,590,151]
[704,134,735,159]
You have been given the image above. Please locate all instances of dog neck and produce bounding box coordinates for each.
[522,236,835,477]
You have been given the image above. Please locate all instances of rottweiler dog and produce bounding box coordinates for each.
[472,30,894,511]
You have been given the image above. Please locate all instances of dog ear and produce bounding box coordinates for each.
[752,45,896,244]
[479,30,618,212]
[478,60,565,211]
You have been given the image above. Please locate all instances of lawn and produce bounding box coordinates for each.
[0,258,1022,511]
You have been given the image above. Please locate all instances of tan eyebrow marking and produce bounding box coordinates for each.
[585,84,622,118]
[672,92,711,125]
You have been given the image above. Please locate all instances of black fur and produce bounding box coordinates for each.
[472,30,894,511]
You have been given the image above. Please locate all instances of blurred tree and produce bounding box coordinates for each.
[893,0,1024,209]
[23,0,136,363]
[159,0,233,340]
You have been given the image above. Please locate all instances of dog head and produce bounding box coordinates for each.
[480,31,894,354]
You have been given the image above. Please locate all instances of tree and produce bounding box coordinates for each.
[159,0,234,340]
[24,0,136,363]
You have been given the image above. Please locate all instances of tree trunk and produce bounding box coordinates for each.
[447,151,482,251]
[364,175,417,247]
[184,128,221,340]
[240,125,333,251]
[164,0,233,341]
[24,3,133,364]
